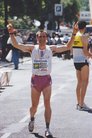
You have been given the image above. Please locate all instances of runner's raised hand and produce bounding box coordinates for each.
[7,23,16,34]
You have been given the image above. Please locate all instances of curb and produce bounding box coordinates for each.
[0,57,31,69]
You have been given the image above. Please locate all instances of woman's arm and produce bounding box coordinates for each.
[82,35,92,58]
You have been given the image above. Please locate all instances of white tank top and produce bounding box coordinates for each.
[31,45,52,76]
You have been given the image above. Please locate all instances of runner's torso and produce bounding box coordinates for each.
[31,45,52,76]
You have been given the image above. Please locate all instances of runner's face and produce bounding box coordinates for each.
[37,32,47,45]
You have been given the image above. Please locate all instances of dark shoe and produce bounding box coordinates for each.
[45,129,53,138]
[76,103,90,111]
[14,67,18,70]
[28,120,34,132]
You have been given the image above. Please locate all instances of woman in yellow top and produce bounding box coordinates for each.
[72,21,92,111]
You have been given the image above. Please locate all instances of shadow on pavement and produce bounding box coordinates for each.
[0,90,3,93]
[31,132,57,138]
[79,109,92,114]
[87,109,92,113]
[3,84,13,87]
[0,87,5,89]
[31,132,44,138]
[0,85,13,94]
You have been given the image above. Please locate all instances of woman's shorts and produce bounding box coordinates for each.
[31,75,52,92]
[74,62,89,71]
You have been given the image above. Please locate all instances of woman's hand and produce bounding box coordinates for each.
[72,22,78,35]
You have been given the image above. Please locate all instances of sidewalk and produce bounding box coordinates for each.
[0,61,13,68]
[0,57,31,88]
[0,57,31,68]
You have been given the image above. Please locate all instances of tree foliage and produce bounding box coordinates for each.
[62,0,80,23]
[8,0,25,17]
[80,0,89,11]
[0,0,90,28]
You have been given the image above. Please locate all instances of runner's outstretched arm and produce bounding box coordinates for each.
[7,23,34,53]
[50,22,78,53]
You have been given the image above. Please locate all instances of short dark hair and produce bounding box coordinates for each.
[36,30,47,37]
[78,21,87,29]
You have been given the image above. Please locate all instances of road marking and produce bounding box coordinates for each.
[1,133,11,138]
[19,115,30,123]
[19,103,44,123]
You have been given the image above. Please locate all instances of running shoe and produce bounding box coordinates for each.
[45,129,53,138]
[76,103,90,111]
[28,120,34,132]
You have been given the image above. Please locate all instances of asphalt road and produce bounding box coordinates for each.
[0,57,92,138]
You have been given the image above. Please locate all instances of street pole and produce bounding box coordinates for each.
[54,4,63,31]
[89,0,92,24]
[4,0,8,27]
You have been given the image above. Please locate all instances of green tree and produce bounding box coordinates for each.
[8,0,25,18]
[0,0,4,17]
[0,0,90,28]
[80,0,89,11]
[60,0,80,24]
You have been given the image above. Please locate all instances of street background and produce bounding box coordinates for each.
[0,57,92,138]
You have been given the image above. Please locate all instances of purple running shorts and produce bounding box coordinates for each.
[31,75,52,92]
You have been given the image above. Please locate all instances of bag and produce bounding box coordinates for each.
[5,50,12,62]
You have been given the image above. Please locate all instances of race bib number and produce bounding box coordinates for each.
[33,59,48,71]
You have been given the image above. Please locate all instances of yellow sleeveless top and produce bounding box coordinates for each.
[72,32,83,48]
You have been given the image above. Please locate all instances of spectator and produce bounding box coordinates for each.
[7,30,23,69]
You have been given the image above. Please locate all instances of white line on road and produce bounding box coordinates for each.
[1,133,11,138]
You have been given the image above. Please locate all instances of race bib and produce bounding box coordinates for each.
[33,59,48,71]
